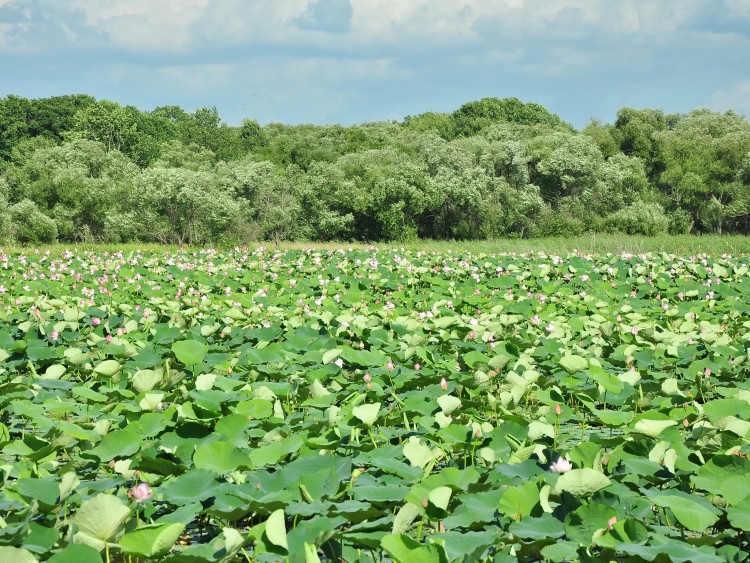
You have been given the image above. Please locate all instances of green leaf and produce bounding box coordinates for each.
[564,502,617,546]
[88,430,142,462]
[0,547,38,563]
[727,496,750,531]
[23,521,60,554]
[322,348,343,365]
[352,403,380,426]
[428,486,452,511]
[499,481,539,520]
[437,394,461,415]
[265,509,288,551]
[16,477,60,508]
[193,442,249,475]
[540,541,580,562]
[235,398,273,419]
[508,514,565,540]
[633,418,678,437]
[42,364,67,380]
[161,470,220,505]
[73,494,131,551]
[560,354,588,373]
[304,542,322,563]
[132,370,162,393]
[381,534,449,563]
[392,502,421,534]
[594,518,650,548]
[403,437,434,468]
[553,468,611,497]
[93,359,121,377]
[47,544,103,563]
[120,523,185,558]
[171,340,208,365]
[650,495,720,531]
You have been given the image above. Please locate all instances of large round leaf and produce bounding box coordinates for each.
[171,340,208,365]
[73,494,130,551]
[352,403,381,426]
[553,469,611,498]
[650,495,720,531]
[120,522,186,558]
[193,442,249,474]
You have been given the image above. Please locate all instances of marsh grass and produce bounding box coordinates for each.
[6,234,750,257]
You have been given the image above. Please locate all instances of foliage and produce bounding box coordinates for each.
[603,201,670,235]
[1,95,750,243]
[452,97,571,136]
[9,199,58,243]
[0,247,750,560]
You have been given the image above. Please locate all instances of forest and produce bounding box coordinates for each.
[0,94,748,244]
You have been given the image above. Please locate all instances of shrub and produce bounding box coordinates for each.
[667,208,693,234]
[532,209,586,237]
[603,201,669,236]
[10,199,58,243]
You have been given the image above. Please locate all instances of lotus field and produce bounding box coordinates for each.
[3,246,750,562]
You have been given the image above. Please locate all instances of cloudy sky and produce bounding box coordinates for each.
[1,0,749,129]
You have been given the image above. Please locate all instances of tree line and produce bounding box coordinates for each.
[0,94,748,244]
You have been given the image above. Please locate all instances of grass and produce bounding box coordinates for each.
[4,234,750,257]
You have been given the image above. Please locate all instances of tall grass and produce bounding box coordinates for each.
[4,234,750,257]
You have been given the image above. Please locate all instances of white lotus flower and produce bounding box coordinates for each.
[550,457,573,473]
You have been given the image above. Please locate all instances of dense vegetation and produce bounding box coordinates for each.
[1,94,749,244]
[3,247,750,561]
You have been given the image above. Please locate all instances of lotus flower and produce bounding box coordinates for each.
[550,457,573,473]
[128,482,153,504]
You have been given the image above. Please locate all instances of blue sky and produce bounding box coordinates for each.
[1,0,749,129]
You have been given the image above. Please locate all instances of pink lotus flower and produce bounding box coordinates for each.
[91,317,101,326]
[550,457,572,473]
[440,377,448,391]
[554,404,562,416]
[386,360,394,371]
[607,516,617,529]
[128,482,153,504]
[50,331,59,341]
[363,373,371,383]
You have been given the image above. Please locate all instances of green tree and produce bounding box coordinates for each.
[239,119,268,152]
[655,109,750,233]
[612,107,675,179]
[583,119,620,159]
[452,97,571,137]
[529,132,603,207]
[217,159,300,241]
[9,199,58,243]
[0,94,95,161]
[403,112,456,140]
[117,166,241,244]
[177,107,245,162]
[3,139,137,240]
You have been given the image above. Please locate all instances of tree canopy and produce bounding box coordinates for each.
[0,94,748,243]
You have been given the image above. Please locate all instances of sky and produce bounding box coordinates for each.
[1,0,749,129]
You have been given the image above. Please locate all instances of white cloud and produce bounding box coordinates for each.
[69,0,210,51]
[2,0,750,128]
[726,0,750,18]
[712,79,750,116]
